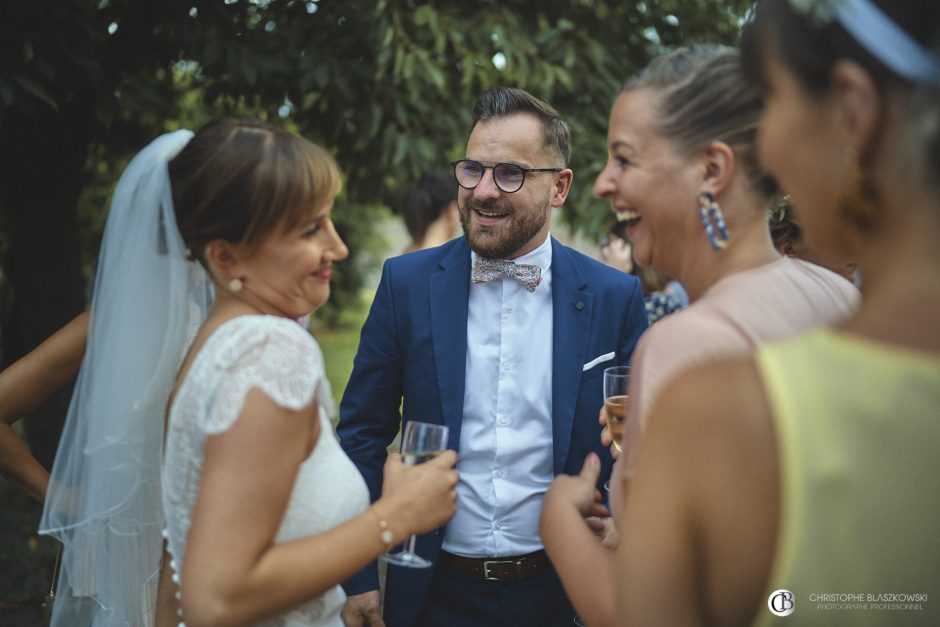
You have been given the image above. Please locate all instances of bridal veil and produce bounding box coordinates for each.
[39,129,212,626]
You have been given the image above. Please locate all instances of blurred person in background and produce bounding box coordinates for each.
[399,169,460,254]
[0,313,87,504]
[599,219,688,323]
[770,196,859,283]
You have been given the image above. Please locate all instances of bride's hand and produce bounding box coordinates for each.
[377,451,458,536]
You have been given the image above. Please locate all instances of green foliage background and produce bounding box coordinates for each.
[2,0,750,321]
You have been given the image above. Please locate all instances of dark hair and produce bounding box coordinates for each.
[768,197,802,247]
[400,169,455,242]
[741,0,940,180]
[622,45,777,202]
[471,86,572,166]
[168,118,341,264]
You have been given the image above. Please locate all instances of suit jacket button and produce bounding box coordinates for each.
[575,301,585,310]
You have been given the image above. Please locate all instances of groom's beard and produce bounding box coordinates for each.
[459,195,550,260]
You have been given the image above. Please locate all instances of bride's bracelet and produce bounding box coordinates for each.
[367,506,395,549]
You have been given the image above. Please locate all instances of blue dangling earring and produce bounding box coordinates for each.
[698,191,731,250]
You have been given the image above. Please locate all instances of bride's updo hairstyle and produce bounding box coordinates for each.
[168,118,342,265]
[741,0,940,193]
[621,44,779,205]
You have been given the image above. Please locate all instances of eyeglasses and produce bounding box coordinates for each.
[451,159,562,194]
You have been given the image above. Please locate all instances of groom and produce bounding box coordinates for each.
[338,86,648,627]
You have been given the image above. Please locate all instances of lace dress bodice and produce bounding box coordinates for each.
[162,315,369,626]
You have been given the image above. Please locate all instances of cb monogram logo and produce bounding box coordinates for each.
[768,589,796,617]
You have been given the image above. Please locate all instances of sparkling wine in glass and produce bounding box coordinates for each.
[603,366,630,453]
[382,420,449,568]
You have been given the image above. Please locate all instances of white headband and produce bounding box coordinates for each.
[834,0,939,84]
[791,0,940,84]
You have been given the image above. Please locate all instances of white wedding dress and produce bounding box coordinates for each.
[162,315,369,626]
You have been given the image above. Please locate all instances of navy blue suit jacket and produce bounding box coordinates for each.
[337,236,648,626]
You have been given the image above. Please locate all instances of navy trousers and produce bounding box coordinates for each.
[412,562,576,627]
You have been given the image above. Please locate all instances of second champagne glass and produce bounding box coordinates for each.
[603,366,630,453]
[382,420,449,568]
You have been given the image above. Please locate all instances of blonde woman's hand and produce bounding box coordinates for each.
[543,452,608,521]
[585,515,621,550]
[598,406,620,460]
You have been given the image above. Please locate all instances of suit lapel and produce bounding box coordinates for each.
[551,239,593,473]
[429,239,471,450]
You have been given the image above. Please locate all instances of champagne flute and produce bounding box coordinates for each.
[603,366,630,453]
[382,420,449,568]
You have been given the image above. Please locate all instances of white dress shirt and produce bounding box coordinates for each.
[442,235,554,557]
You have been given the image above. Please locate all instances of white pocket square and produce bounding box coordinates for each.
[583,351,615,372]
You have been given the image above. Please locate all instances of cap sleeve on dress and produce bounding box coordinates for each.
[204,316,324,434]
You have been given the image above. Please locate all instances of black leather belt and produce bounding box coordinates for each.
[438,550,550,581]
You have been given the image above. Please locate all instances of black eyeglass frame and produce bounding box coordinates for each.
[450,159,563,194]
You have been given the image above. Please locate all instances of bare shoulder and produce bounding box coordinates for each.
[647,356,770,446]
[632,309,749,393]
[644,355,777,515]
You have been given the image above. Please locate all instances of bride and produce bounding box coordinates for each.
[41,118,458,626]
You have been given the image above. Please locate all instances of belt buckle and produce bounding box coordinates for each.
[483,559,522,581]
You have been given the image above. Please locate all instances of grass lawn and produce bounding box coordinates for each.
[310,291,371,418]
[314,322,363,419]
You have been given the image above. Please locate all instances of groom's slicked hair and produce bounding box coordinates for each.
[470,86,571,166]
[169,118,342,264]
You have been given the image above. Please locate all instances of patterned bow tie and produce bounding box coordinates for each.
[471,257,542,292]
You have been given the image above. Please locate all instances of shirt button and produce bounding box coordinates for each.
[505,305,513,313]
[503,361,513,370]
[495,470,504,479]
[494,522,502,529]
[498,418,508,426]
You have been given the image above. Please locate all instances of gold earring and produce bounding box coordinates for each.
[228,278,244,293]
[840,149,878,231]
